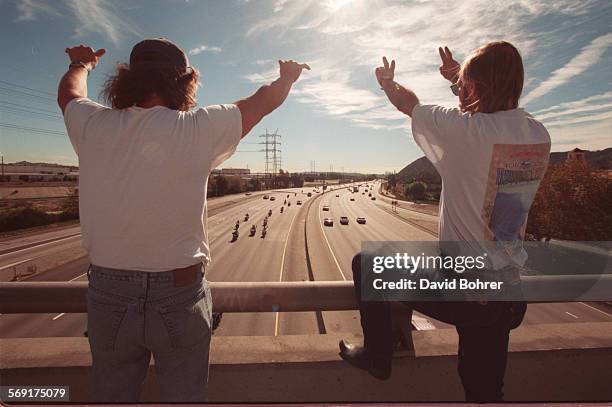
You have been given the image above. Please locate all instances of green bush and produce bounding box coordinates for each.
[405,181,427,201]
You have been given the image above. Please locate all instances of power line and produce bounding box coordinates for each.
[0,101,60,115]
[0,122,66,138]
[0,106,62,119]
[0,87,56,102]
[0,79,56,97]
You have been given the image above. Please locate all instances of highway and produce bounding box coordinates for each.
[1,182,611,338]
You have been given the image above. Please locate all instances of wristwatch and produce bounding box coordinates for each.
[69,61,91,75]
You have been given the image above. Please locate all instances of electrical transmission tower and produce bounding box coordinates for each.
[259,129,282,176]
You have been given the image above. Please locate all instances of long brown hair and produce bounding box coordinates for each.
[458,41,524,114]
[101,63,199,111]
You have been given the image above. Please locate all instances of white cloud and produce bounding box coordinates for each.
[66,0,141,46]
[188,44,222,56]
[243,0,609,141]
[15,0,61,21]
[274,0,289,12]
[522,33,612,105]
[532,91,612,116]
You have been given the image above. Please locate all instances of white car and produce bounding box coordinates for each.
[322,205,330,211]
[356,217,366,224]
[323,218,334,226]
[339,216,349,225]
[270,196,276,201]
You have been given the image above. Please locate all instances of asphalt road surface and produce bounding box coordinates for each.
[1,183,611,338]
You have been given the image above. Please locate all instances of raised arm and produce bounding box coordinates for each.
[234,60,310,138]
[375,57,419,117]
[57,45,105,113]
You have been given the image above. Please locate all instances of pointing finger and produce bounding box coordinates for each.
[383,56,389,69]
[300,63,311,70]
[95,48,106,57]
[390,59,395,73]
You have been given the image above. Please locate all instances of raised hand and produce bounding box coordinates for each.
[375,56,395,87]
[279,59,311,83]
[65,45,106,71]
[438,46,460,82]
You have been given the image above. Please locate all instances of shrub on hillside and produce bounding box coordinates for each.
[527,160,612,240]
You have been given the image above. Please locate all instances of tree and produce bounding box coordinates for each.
[405,181,427,201]
[527,160,612,240]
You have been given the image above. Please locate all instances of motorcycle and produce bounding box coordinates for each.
[235,220,240,230]
[280,207,284,213]
[268,209,272,217]
[287,202,291,207]
[244,213,249,221]
[250,225,256,236]
[263,217,268,227]
[261,227,267,238]
[231,229,239,241]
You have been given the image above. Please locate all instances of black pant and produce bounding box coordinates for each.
[351,253,526,402]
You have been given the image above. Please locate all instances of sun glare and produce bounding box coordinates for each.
[324,0,356,12]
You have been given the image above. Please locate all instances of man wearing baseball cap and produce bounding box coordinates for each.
[57,38,309,402]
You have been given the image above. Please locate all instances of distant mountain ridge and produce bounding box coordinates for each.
[397,147,612,183]
[7,161,78,170]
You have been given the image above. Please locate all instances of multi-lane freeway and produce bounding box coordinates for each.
[1,182,611,338]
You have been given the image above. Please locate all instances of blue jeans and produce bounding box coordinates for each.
[86,263,212,402]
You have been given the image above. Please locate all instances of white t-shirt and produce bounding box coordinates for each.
[411,104,551,268]
[64,98,242,271]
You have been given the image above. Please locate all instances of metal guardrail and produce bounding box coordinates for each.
[1,275,611,314]
[0,281,356,314]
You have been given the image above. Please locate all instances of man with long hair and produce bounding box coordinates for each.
[57,38,309,402]
[339,42,551,402]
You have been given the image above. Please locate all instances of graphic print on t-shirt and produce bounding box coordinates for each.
[482,143,550,242]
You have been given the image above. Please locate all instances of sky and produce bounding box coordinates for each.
[0,0,611,174]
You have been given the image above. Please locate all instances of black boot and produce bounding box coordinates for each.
[338,339,391,380]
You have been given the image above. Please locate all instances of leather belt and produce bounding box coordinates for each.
[172,263,202,287]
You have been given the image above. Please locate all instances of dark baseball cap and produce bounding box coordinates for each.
[129,38,192,74]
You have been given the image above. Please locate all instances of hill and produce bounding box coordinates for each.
[397,147,612,183]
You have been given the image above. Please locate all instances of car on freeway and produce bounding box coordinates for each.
[245,193,251,196]
[350,197,355,201]
[339,216,349,225]
[356,217,366,224]
[307,192,312,197]
[297,200,303,205]
[368,193,372,197]
[270,196,276,201]
[322,205,330,211]
[323,218,334,226]
[263,195,270,199]
[335,194,340,197]
[371,197,376,200]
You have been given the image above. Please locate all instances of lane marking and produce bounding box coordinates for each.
[0,234,81,258]
[51,273,88,320]
[70,273,87,281]
[318,192,347,281]
[274,196,304,337]
[579,302,612,318]
[565,312,579,319]
[0,257,36,271]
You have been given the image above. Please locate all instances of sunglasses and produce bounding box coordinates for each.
[450,82,460,96]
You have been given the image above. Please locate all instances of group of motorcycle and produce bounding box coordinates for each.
[231,193,296,241]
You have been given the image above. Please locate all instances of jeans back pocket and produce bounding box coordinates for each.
[157,287,212,349]
[87,289,128,351]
